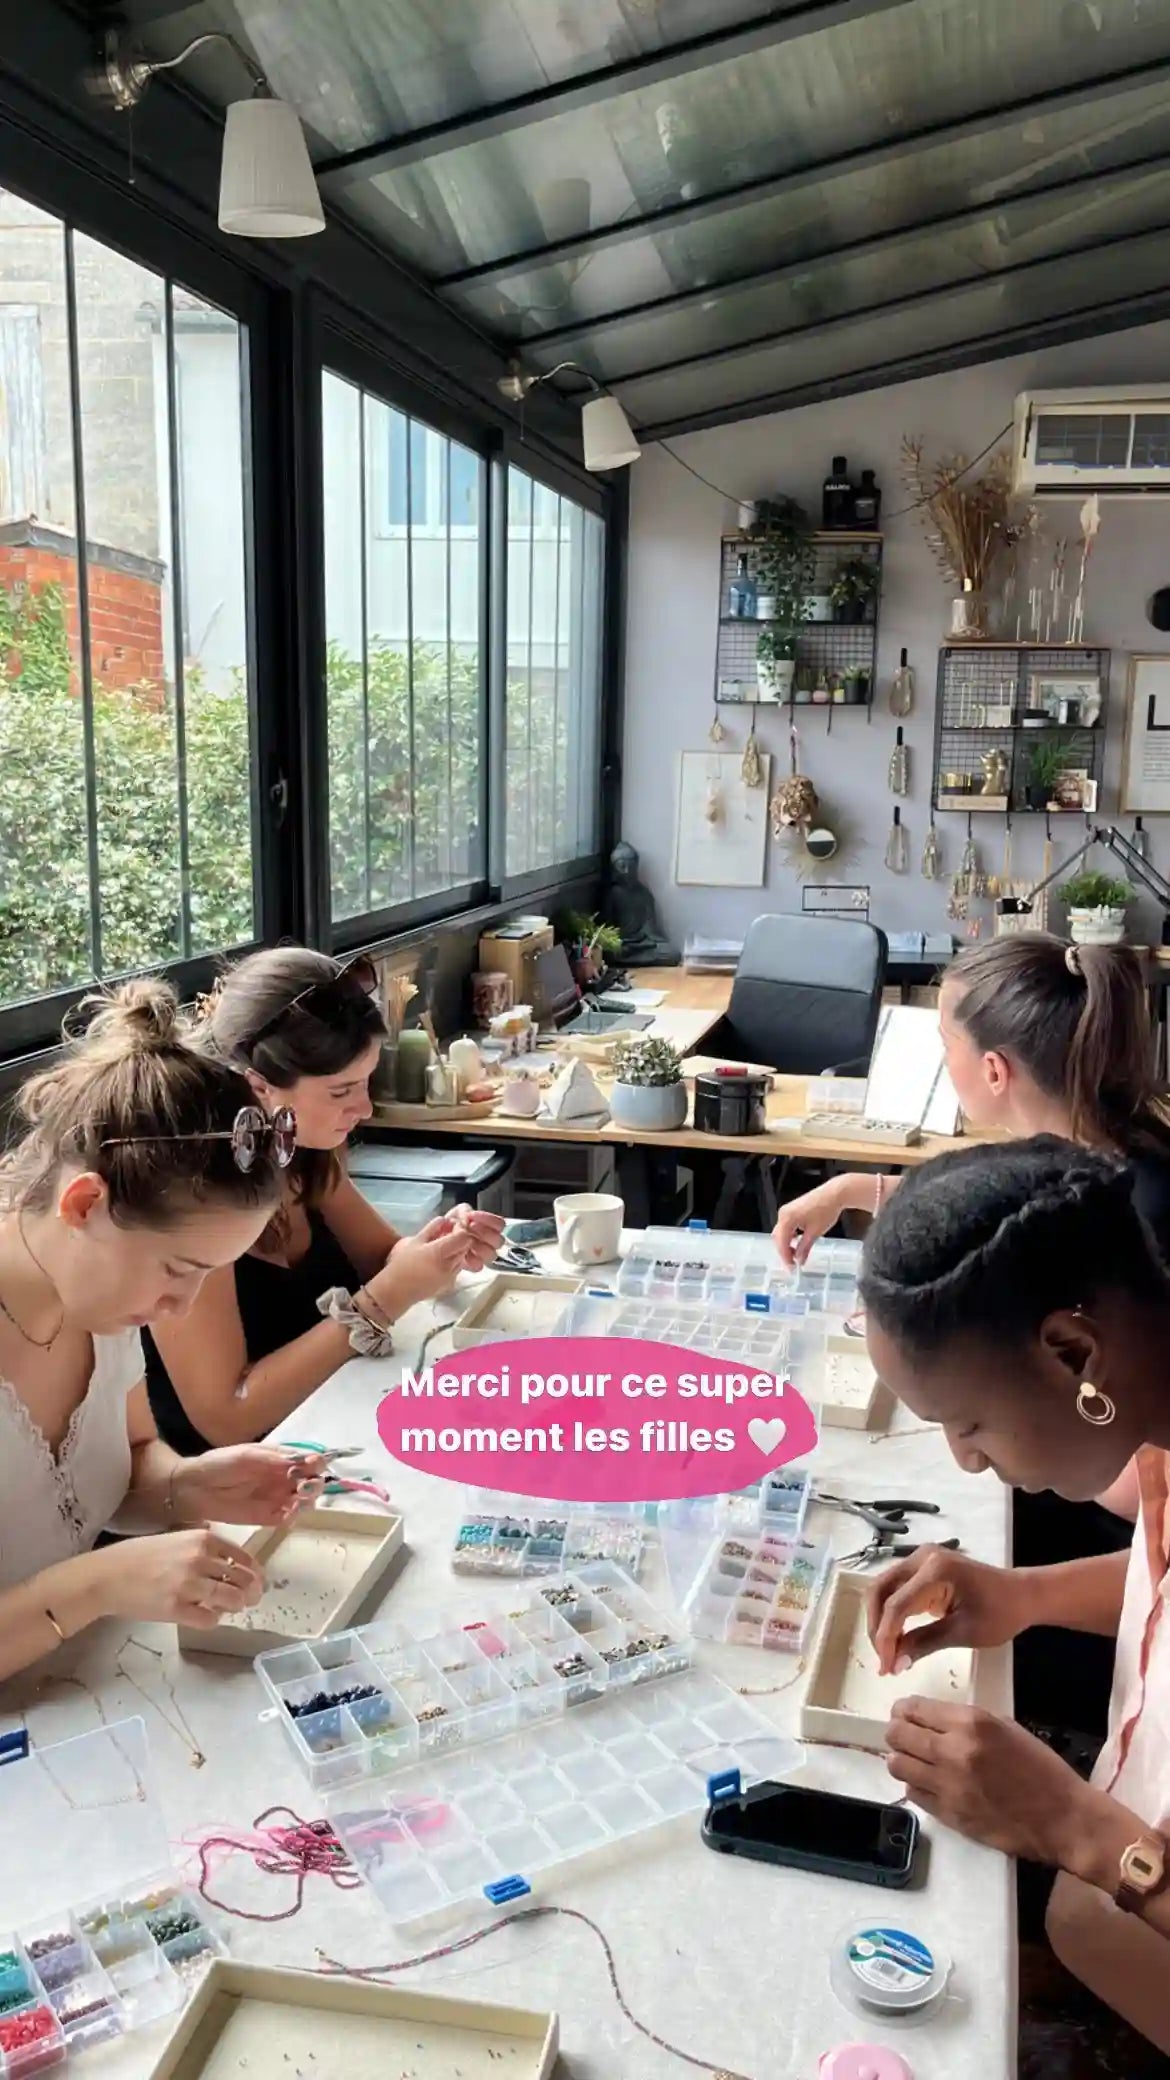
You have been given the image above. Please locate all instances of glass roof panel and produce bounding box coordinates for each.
[615,227,1170,432]
[442,76,1170,335]
[350,0,1168,274]
[519,163,1170,385]
[123,0,795,153]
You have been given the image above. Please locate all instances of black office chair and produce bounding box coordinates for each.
[706,913,888,1076]
[701,914,888,1229]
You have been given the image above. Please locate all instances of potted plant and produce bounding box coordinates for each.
[829,557,879,626]
[843,666,870,706]
[609,1036,688,1131]
[561,911,622,987]
[1024,739,1068,811]
[1059,870,1132,946]
[748,497,813,700]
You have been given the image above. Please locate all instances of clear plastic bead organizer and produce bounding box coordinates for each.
[616,1226,862,1318]
[452,1492,646,1578]
[553,1285,827,1386]
[0,1719,223,2080]
[661,1499,832,1653]
[254,1562,692,1796]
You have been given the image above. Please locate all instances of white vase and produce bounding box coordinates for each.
[609,1081,689,1131]
[757,655,795,703]
[1068,906,1126,945]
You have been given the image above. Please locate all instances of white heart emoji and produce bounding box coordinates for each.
[747,1415,787,1457]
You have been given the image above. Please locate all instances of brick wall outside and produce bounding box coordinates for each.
[0,535,164,694]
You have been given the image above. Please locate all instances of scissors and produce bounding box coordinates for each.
[841,1533,960,1571]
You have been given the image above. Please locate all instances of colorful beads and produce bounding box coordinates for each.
[0,2003,60,2050]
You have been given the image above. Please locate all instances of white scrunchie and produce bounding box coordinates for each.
[317,1287,395,1358]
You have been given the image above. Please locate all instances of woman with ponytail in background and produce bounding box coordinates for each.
[0,980,326,1682]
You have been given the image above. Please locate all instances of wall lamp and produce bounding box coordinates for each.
[100,28,324,238]
[497,360,641,472]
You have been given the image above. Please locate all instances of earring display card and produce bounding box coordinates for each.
[146,1962,558,2080]
[255,1562,695,1795]
[176,1507,404,1659]
[326,1662,799,1932]
[800,1569,974,1752]
[452,1491,646,1578]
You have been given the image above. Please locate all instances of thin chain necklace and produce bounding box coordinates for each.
[0,1217,64,1350]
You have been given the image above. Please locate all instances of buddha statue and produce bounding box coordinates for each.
[604,842,680,967]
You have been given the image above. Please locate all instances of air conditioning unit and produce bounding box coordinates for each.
[1013,386,1170,498]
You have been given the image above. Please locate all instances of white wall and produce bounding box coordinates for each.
[623,320,1170,949]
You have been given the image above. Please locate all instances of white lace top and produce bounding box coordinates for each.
[0,1330,144,1590]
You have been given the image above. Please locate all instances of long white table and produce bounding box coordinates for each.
[2,1242,1014,2079]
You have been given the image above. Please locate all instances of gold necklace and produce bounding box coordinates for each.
[0,1218,64,1349]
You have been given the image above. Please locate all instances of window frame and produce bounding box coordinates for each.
[0,128,285,1059]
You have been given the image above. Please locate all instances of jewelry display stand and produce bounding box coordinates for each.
[176,1507,404,1659]
[148,1962,558,2080]
[0,1718,223,2073]
[800,1570,974,1752]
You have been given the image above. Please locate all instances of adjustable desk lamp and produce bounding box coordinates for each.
[1018,825,1170,945]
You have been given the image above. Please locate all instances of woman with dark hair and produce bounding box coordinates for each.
[858,1137,1170,2056]
[775,933,1170,1265]
[145,948,503,1453]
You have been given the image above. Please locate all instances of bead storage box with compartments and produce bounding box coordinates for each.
[616,1228,862,1319]
[0,1720,224,2079]
[175,1507,404,1659]
[452,1492,646,1578]
[661,1491,831,1655]
[252,1565,800,1929]
[145,1963,558,2080]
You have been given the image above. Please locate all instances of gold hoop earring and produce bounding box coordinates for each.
[1076,1382,1116,1428]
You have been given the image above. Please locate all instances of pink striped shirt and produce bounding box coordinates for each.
[1047,1446,1170,2050]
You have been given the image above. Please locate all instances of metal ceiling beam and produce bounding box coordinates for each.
[312,0,917,186]
[599,219,1170,394]
[518,147,1170,353]
[437,51,1170,290]
[635,284,1170,441]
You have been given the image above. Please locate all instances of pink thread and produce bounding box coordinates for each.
[193,1806,359,1923]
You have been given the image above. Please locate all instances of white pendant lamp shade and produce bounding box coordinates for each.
[581,391,641,471]
[218,97,324,237]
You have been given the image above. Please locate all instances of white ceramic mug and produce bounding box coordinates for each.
[555,1192,624,1267]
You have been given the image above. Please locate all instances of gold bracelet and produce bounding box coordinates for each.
[44,1606,66,1645]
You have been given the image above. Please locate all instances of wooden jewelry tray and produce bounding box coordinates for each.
[799,1567,974,1752]
[450,1271,582,1348]
[176,1506,404,1659]
[820,1333,894,1431]
[146,1961,558,2079]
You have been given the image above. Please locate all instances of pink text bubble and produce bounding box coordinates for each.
[376,1335,818,1503]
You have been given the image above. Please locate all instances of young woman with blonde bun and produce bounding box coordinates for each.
[0,979,326,1681]
[146,948,504,1453]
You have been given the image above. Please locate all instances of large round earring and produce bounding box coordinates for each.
[1076,1382,1116,1427]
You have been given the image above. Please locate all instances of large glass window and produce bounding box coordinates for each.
[323,370,485,923]
[505,466,603,880]
[0,185,255,1016]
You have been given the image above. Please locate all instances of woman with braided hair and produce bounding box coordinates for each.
[860,1135,1170,2056]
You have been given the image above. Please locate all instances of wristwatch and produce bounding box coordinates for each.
[1117,1830,1168,1913]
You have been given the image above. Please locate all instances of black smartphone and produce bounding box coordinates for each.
[702,1780,919,1888]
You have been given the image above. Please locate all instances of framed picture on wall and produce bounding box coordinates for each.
[1121,655,1170,812]
[674,751,770,886]
[1025,672,1102,727]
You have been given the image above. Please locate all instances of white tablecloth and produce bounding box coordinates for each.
[3,1242,1014,2080]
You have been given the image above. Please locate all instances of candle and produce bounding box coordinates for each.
[396,1029,432,1103]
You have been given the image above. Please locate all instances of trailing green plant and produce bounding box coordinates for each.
[1059,870,1131,911]
[829,556,879,615]
[611,1035,683,1087]
[756,625,796,668]
[746,496,814,636]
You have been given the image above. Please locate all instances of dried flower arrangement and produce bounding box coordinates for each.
[900,438,1029,635]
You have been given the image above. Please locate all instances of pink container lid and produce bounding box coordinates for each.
[819,2047,913,2080]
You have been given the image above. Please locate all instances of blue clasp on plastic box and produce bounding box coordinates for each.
[687,1220,709,1232]
[483,1875,531,1906]
[743,1291,771,1314]
[706,1767,742,1806]
[0,1730,29,1768]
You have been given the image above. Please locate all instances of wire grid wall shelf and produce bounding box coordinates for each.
[931,643,1109,815]
[715,532,883,719]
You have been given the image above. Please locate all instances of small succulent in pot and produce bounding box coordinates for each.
[1059,870,1132,946]
[609,1036,688,1131]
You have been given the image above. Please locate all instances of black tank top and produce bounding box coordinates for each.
[144,1210,360,1456]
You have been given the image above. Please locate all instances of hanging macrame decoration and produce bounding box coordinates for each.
[884,805,908,874]
[704,773,725,824]
[741,712,764,788]
[889,647,915,717]
[920,815,942,881]
[948,823,986,921]
[708,708,727,744]
[888,726,910,797]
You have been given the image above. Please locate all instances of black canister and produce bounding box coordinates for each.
[693,1068,770,1136]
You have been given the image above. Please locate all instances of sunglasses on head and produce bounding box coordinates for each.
[246,955,380,1053]
[101,1105,298,1175]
